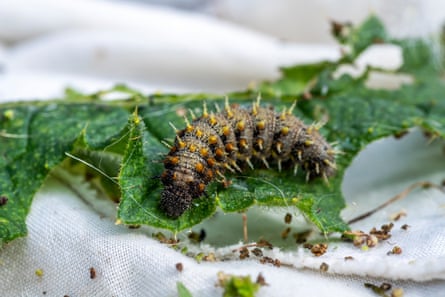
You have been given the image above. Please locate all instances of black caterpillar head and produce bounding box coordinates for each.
[160,165,208,218]
[160,184,193,219]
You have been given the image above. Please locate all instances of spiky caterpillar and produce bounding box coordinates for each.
[160,98,337,218]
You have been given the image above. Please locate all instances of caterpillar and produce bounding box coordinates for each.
[160,97,337,218]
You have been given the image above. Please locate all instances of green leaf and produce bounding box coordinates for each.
[217,272,260,297]
[349,15,388,56]
[0,103,129,242]
[177,282,194,297]
[215,166,348,233]
[395,38,440,76]
[259,61,336,97]
[332,15,388,61]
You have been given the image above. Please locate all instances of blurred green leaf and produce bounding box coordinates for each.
[177,282,194,297]
[217,272,260,297]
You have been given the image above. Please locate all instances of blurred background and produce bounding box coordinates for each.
[0,0,444,98]
[131,0,445,42]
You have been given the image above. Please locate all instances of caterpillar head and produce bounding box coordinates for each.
[160,183,193,218]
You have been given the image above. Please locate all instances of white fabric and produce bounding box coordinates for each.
[208,0,445,43]
[1,1,445,296]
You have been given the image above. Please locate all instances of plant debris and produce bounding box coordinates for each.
[251,248,263,257]
[176,262,184,272]
[232,239,273,258]
[320,262,329,272]
[89,267,96,279]
[310,243,328,256]
[284,213,292,224]
[293,230,312,244]
[259,256,281,267]
[370,223,394,240]
[380,283,392,291]
[35,269,44,277]
[255,273,268,286]
[281,227,291,239]
[401,224,410,230]
[239,247,250,260]
[388,246,402,255]
[365,282,403,297]
[391,288,404,297]
[364,283,388,297]
[152,232,179,245]
[390,211,407,221]
[188,229,206,243]
[216,271,265,297]
[343,222,396,249]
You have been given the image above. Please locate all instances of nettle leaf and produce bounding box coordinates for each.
[348,14,388,57]
[131,100,349,233]
[0,103,129,242]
